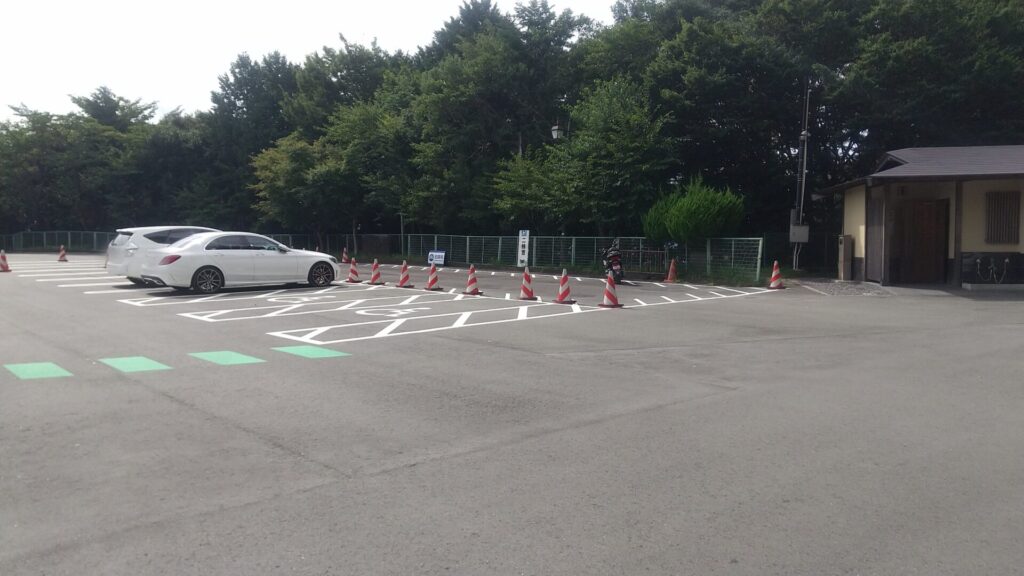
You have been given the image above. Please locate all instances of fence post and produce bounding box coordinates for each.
[756,237,764,284]
[706,239,711,276]
[531,237,537,268]
[466,236,470,265]
[731,239,735,269]
[571,238,576,265]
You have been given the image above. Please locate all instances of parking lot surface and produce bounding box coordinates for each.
[2,253,1023,575]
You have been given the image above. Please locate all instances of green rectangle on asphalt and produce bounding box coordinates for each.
[273,346,351,359]
[189,351,266,366]
[99,356,172,373]
[5,362,73,380]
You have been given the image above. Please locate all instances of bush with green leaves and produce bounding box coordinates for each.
[643,177,744,243]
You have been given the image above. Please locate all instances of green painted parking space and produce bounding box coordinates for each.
[188,351,266,366]
[4,362,73,380]
[99,356,172,373]
[272,345,351,359]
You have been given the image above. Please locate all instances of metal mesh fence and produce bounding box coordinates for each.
[0,230,763,284]
[677,238,764,284]
[0,231,117,252]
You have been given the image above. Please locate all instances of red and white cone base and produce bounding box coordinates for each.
[768,260,785,289]
[396,260,415,288]
[346,258,362,283]
[424,263,442,291]
[553,268,575,304]
[598,273,624,308]
[519,267,537,300]
[368,259,384,285]
[463,264,482,295]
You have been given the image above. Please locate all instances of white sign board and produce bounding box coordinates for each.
[427,250,446,265]
[789,224,809,243]
[517,230,530,267]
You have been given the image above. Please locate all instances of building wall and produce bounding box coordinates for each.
[962,178,1023,252]
[843,185,866,257]
[961,178,1024,285]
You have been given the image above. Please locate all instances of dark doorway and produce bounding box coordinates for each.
[892,199,949,283]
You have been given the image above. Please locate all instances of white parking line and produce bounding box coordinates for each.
[653,283,666,288]
[709,291,727,297]
[686,293,702,300]
[661,296,676,303]
[684,284,699,290]
[38,276,120,282]
[634,298,648,305]
[59,282,133,288]
[18,269,108,276]
[713,286,749,294]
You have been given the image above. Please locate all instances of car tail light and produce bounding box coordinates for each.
[158,255,181,265]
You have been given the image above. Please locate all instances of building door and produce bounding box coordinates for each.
[896,199,948,283]
[866,195,884,282]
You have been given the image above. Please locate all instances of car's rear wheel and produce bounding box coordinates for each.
[192,266,224,294]
[307,262,334,287]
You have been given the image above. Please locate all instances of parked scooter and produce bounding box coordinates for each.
[601,240,625,284]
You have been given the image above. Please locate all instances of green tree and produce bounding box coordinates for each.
[646,177,744,243]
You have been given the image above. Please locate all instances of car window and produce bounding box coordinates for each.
[143,231,170,244]
[166,228,206,244]
[246,236,281,251]
[206,235,249,250]
[110,233,133,246]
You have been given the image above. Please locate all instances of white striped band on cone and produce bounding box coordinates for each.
[424,263,441,291]
[346,258,362,283]
[369,259,384,285]
[0,250,10,272]
[463,264,482,295]
[58,245,68,262]
[341,247,350,263]
[396,260,415,288]
[553,268,575,304]
[598,273,623,308]
[768,260,784,289]
[519,267,537,300]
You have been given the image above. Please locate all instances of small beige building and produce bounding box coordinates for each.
[828,146,1023,286]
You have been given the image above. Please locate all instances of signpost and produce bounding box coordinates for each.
[517,230,530,268]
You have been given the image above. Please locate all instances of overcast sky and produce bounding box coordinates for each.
[1,0,614,122]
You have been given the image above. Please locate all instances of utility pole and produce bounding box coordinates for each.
[792,81,812,271]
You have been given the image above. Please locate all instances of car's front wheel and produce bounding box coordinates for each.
[307,262,335,287]
[192,266,224,294]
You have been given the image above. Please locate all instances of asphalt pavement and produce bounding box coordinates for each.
[2,253,1023,575]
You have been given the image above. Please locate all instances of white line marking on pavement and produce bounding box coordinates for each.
[684,284,699,290]
[571,303,582,312]
[686,293,702,300]
[505,293,511,299]
[714,286,749,294]
[19,270,109,276]
[653,283,666,288]
[634,299,647,305]
[39,276,119,282]
[796,282,830,296]
[490,272,495,276]
[399,294,422,305]
[709,291,727,297]
[453,269,460,273]
[60,282,133,288]
[452,312,472,327]
[375,319,407,337]
[85,289,144,294]
[517,306,530,319]
[575,277,582,282]
[661,296,676,303]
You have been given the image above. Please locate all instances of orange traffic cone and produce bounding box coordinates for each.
[345,258,362,283]
[396,260,415,288]
[424,263,442,291]
[598,273,624,308]
[368,259,384,285]
[0,250,10,272]
[57,245,68,262]
[664,258,678,282]
[519,267,537,301]
[768,260,785,289]
[553,268,575,304]
[340,246,350,263]
[463,264,482,295]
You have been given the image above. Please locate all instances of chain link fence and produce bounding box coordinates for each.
[0,231,117,252]
[0,230,766,284]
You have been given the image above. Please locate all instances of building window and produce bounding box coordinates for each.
[986,190,1020,244]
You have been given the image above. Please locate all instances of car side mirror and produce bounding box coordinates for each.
[277,246,289,253]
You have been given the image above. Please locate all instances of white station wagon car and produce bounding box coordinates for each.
[107,226,219,284]
[140,232,340,293]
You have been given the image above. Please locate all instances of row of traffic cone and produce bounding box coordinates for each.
[0,246,68,272]
[336,259,626,308]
